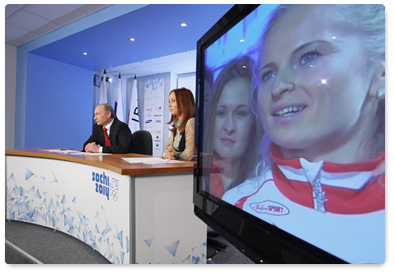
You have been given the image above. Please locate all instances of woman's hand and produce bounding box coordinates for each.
[164,146,176,159]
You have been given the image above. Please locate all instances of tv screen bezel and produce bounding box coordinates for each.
[193,4,346,264]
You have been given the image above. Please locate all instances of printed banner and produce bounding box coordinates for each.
[144,76,165,157]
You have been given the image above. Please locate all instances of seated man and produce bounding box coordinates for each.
[83,103,135,154]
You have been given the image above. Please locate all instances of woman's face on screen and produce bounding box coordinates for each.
[257,5,376,158]
[214,78,255,160]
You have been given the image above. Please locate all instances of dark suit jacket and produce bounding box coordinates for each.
[83,118,135,154]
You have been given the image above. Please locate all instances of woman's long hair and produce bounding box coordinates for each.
[168,87,195,135]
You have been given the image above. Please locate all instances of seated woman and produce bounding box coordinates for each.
[162,87,195,161]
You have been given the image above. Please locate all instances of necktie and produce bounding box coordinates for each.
[103,127,111,146]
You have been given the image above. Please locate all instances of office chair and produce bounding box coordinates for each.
[132,130,153,155]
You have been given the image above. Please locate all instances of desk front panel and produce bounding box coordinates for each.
[133,174,207,264]
[6,155,131,264]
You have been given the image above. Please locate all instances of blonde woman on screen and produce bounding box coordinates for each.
[223,4,385,263]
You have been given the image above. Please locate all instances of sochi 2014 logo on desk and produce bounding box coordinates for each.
[91,171,119,201]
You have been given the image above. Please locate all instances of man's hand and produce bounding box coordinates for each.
[85,142,100,153]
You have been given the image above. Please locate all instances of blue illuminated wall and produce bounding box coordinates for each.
[13,5,148,149]
[24,54,93,149]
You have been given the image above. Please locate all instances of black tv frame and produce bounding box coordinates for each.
[193,4,346,264]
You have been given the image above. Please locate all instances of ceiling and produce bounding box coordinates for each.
[5,4,110,47]
[5,4,234,77]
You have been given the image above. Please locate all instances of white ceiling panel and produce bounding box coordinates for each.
[5,4,110,47]
[23,4,76,21]
[5,24,27,40]
[5,4,19,16]
[6,9,50,31]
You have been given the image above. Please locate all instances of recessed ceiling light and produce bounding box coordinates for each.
[240,39,245,42]
[180,22,187,27]
[129,37,136,42]
[82,52,88,56]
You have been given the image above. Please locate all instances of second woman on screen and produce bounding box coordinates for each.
[203,56,262,198]
[162,87,195,161]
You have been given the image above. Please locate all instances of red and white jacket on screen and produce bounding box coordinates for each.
[222,145,385,264]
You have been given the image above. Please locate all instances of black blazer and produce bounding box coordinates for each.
[83,118,135,154]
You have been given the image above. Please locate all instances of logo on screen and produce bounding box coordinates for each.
[249,200,289,216]
[91,171,119,201]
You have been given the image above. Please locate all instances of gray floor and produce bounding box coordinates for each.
[5,220,110,264]
[5,220,253,264]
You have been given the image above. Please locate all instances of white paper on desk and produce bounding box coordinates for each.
[41,149,111,156]
[122,157,185,164]
[70,152,111,156]
[42,149,80,154]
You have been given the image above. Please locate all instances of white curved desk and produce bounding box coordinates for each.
[5,148,206,264]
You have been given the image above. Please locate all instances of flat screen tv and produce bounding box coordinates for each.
[194,4,385,264]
